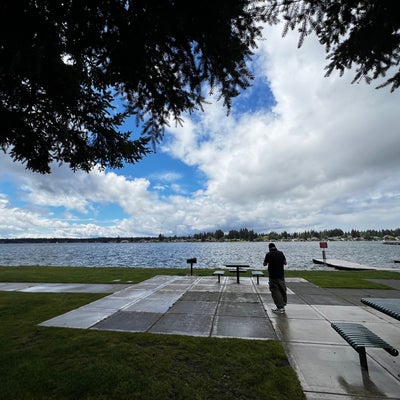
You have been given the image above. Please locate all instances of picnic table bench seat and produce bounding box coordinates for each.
[331,322,398,370]
[251,270,264,284]
[213,270,225,283]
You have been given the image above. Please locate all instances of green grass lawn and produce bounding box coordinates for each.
[1,265,399,288]
[0,290,305,400]
[0,266,209,284]
[1,266,399,399]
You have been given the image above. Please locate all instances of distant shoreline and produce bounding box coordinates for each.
[0,238,398,244]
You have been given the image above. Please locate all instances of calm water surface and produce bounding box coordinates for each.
[0,241,399,270]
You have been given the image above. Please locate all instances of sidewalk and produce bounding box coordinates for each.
[4,276,400,399]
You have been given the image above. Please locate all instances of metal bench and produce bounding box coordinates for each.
[361,298,400,321]
[213,270,225,283]
[251,270,264,284]
[331,322,399,370]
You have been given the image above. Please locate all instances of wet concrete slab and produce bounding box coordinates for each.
[273,317,344,344]
[329,295,369,306]
[4,275,400,399]
[260,293,307,305]
[39,276,195,329]
[217,301,266,317]
[123,298,174,313]
[285,282,328,294]
[167,300,218,314]
[314,304,384,322]
[223,283,255,293]
[150,313,214,337]
[0,282,34,291]
[212,315,276,339]
[287,342,400,398]
[40,308,113,329]
[276,286,400,399]
[367,279,400,290]
[296,294,352,305]
[365,308,400,325]
[361,288,400,298]
[272,304,325,320]
[107,288,151,300]
[85,296,139,311]
[220,291,259,302]
[92,311,163,332]
[180,291,221,301]
[0,282,132,293]
[362,321,400,345]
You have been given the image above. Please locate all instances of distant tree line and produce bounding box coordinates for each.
[191,228,400,242]
[192,228,258,241]
[1,228,400,243]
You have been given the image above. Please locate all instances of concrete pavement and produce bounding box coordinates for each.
[2,275,400,399]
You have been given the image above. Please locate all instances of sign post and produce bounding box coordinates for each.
[186,258,197,275]
[319,242,328,264]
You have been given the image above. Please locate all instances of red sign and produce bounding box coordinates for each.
[319,241,328,248]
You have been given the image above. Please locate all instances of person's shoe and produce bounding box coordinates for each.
[271,307,285,314]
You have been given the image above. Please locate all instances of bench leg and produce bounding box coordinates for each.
[358,348,368,371]
[217,275,221,283]
[256,275,260,284]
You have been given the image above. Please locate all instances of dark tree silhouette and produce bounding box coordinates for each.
[3,1,398,174]
[265,0,400,91]
[0,0,266,173]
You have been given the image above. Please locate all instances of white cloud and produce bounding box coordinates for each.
[163,23,400,232]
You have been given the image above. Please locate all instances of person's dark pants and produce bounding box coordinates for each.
[269,278,287,309]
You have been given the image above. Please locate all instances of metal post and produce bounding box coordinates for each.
[358,348,368,371]
[320,242,328,264]
[186,258,197,275]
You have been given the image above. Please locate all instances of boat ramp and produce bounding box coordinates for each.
[312,258,400,271]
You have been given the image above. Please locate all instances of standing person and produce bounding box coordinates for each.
[263,243,287,314]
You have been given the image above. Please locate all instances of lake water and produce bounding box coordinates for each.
[0,241,400,270]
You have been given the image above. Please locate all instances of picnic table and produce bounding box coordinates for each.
[225,264,249,284]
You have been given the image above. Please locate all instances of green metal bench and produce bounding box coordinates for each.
[361,298,400,321]
[331,322,399,370]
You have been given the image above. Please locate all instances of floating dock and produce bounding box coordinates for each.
[312,258,399,271]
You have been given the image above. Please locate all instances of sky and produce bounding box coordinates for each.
[1,23,400,239]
